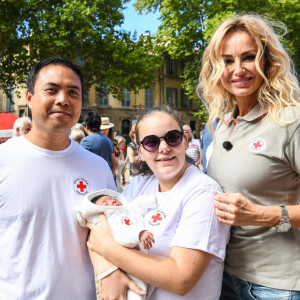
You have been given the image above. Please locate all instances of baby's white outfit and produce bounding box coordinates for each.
[74,189,157,300]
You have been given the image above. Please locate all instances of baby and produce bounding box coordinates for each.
[74,189,157,300]
[91,194,154,250]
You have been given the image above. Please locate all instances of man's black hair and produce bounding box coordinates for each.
[83,111,101,133]
[26,57,85,101]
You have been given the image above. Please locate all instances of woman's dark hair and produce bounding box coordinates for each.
[27,56,85,102]
[83,111,101,132]
[135,105,184,176]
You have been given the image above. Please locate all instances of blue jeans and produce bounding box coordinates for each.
[220,271,300,300]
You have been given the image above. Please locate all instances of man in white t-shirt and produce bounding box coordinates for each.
[0,57,142,300]
[183,125,202,167]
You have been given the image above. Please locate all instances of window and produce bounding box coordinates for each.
[97,82,109,107]
[145,87,154,108]
[6,87,14,111]
[166,87,178,108]
[122,88,131,108]
[166,56,177,76]
[190,121,196,132]
[19,109,25,117]
[122,119,131,135]
[181,89,193,109]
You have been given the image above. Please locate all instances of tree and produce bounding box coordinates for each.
[0,0,162,99]
[135,0,300,122]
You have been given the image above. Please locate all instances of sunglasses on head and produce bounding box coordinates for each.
[138,130,183,152]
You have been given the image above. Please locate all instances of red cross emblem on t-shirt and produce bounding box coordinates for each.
[77,181,87,192]
[148,210,166,226]
[124,218,131,225]
[122,217,132,225]
[73,177,89,195]
[152,213,162,223]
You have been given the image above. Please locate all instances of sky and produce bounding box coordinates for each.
[121,0,161,36]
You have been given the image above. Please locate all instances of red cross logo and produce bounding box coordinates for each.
[77,181,87,192]
[73,177,89,195]
[151,213,162,223]
[253,141,261,149]
[124,218,131,225]
[249,137,266,153]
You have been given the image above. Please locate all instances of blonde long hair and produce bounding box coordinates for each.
[197,14,300,126]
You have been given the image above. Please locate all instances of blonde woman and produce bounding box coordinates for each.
[198,14,300,299]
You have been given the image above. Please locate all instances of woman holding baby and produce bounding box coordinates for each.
[87,105,230,299]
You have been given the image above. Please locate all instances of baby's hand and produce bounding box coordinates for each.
[139,230,155,250]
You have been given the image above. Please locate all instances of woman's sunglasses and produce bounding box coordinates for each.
[138,130,183,152]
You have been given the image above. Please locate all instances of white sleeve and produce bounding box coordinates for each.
[172,183,230,260]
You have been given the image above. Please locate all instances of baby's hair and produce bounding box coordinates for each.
[91,195,104,204]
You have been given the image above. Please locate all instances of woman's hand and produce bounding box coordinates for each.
[87,213,115,256]
[215,192,262,226]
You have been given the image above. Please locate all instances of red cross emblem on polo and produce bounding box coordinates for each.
[249,137,266,153]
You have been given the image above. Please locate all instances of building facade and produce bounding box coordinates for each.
[0,54,203,137]
[83,54,202,136]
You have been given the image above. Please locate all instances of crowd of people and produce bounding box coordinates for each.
[0,13,299,300]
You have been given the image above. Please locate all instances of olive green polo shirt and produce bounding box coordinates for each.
[208,104,300,290]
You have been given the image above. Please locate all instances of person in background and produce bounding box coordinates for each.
[0,57,121,299]
[200,119,219,174]
[72,122,85,132]
[71,128,85,145]
[183,124,202,168]
[126,124,140,182]
[198,14,300,299]
[115,135,127,190]
[100,116,119,179]
[13,116,32,137]
[81,111,114,172]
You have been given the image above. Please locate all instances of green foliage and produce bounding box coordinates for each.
[0,0,162,99]
[135,0,300,122]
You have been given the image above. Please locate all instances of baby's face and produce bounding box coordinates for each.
[95,196,123,207]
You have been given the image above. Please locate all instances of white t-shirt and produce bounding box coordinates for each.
[123,165,230,300]
[0,136,116,299]
[185,138,201,163]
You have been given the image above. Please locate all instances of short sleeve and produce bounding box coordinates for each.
[172,183,230,260]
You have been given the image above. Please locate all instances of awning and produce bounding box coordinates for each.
[0,112,18,130]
